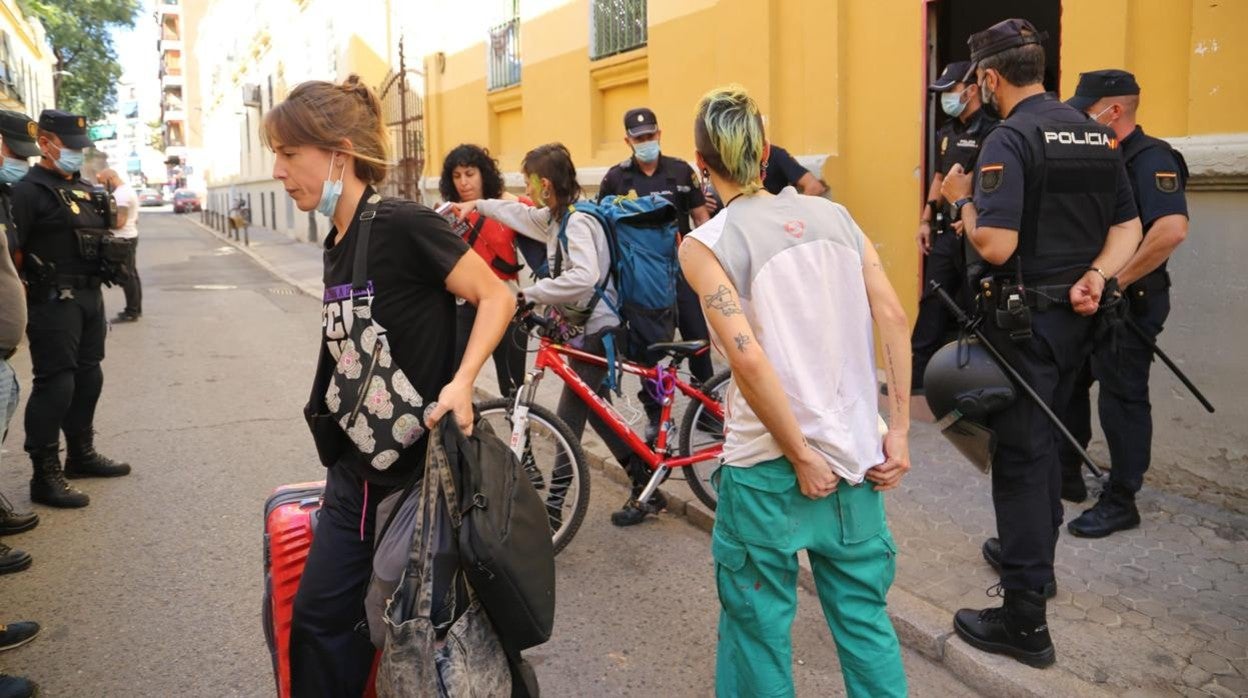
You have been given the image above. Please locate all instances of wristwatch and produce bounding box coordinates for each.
[952,197,974,220]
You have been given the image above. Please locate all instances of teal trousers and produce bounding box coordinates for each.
[712,458,907,697]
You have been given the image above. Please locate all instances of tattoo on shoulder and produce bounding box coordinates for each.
[734,333,751,352]
[703,284,743,316]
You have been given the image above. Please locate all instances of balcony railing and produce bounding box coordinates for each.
[590,0,646,60]
[487,17,521,91]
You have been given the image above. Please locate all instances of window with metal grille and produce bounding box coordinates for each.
[487,17,521,91]
[590,0,646,60]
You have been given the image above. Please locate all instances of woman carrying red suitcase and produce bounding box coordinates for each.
[264,75,514,697]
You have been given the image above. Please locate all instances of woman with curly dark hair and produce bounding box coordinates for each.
[439,144,532,396]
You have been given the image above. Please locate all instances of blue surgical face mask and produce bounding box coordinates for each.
[54,146,84,174]
[0,156,29,183]
[941,90,967,118]
[633,140,660,164]
[316,155,346,217]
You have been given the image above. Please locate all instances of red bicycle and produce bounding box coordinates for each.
[476,311,729,553]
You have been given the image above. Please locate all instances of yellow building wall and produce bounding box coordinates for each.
[1061,0,1248,137]
[424,0,1246,326]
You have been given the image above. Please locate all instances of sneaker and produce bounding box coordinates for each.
[113,311,140,323]
[610,491,667,528]
[0,673,37,698]
[0,544,31,576]
[0,622,39,652]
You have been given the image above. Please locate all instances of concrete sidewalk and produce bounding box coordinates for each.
[198,218,1248,698]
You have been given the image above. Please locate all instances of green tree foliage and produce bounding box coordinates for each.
[18,0,140,121]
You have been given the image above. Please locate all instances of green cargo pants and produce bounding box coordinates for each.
[712,457,907,697]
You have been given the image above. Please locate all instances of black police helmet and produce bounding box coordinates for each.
[924,339,1016,421]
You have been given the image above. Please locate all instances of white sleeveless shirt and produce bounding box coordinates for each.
[686,187,884,483]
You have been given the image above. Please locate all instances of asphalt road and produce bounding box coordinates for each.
[0,211,975,696]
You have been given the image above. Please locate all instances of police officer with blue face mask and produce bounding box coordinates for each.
[598,107,713,451]
[10,109,132,511]
[906,61,998,395]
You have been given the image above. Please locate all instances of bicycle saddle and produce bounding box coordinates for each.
[647,340,708,358]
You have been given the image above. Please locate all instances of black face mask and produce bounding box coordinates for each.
[978,74,1002,121]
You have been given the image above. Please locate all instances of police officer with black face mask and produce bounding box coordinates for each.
[10,110,132,510]
[1058,70,1190,536]
[939,19,1142,668]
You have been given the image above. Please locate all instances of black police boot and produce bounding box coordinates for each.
[0,674,37,698]
[63,430,131,479]
[1067,484,1140,538]
[980,538,1057,599]
[29,446,89,508]
[0,621,39,651]
[954,586,1056,668]
[0,542,32,575]
[1061,461,1088,503]
[0,493,38,536]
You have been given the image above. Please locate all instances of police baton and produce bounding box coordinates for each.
[931,282,1105,479]
[1121,316,1215,413]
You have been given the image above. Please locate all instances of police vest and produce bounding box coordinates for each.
[24,177,121,279]
[996,110,1122,282]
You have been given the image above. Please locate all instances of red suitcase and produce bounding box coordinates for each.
[262,481,378,697]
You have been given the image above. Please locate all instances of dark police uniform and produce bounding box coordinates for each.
[11,110,130,507]
[598,107,713,404]
[947,18,1139,669]
[1060,70,1189,530]
[911,61,999,388]
[761,145,813,195]
[0,111,42,256]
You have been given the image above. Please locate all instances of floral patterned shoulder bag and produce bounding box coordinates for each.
[324,196,429,473]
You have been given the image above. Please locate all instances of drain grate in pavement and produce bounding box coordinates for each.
[267,286,300,296]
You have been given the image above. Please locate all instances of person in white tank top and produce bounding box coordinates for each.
[679,86,914,697]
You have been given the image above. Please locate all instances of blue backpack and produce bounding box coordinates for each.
[555,194,680,367]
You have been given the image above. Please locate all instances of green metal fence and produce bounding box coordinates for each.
[590,0,647,60]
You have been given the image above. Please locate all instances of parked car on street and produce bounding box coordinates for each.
[172,189,202,213]
[139,189,165,207]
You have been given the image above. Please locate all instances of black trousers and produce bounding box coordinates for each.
[290,464,394,697]
[1060,291,1170,494]
[120,237,142,315]
[909,229,965,388]
[455,302,528,397]
[638,274,712,429]
[983,308,1093,591]
[23,286,106,451]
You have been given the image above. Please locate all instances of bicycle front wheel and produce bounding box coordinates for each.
[477,398,590,555]
[680,369,731,511]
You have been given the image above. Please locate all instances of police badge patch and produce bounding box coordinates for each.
[1155,171,1178,193]
[979,163,1004,193]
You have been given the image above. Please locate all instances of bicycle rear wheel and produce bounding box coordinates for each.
[477,398,590,555]
[679,370,731,511]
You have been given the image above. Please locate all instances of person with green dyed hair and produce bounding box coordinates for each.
[681,85,913,697]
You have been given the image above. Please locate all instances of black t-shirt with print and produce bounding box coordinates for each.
[320,188,470,486]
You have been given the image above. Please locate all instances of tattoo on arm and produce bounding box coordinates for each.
[703,284,743,316]
[884,344,902,417]
[733,333,751,352]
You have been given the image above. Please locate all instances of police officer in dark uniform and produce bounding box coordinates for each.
[11,110,132,509]
[598,107,713,440]
[1059,70,1190,536]
[907,61,997,392]
[939,19,1142,668]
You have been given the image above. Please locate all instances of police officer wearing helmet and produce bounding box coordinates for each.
[598,107,713,447]
[908,61,997,394]
[10,109,132,510]
[1059,70,1189,536]
[938,19,1142,668]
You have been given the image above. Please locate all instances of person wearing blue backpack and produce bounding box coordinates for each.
[452,143,672,526]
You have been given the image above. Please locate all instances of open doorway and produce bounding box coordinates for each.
[922,0,1061,186]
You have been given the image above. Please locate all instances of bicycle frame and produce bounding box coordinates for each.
[511,336,724,472]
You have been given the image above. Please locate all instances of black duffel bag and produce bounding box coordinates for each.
[439,415,555,655]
